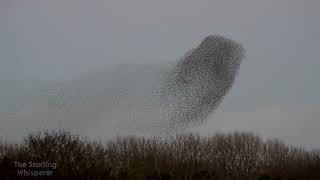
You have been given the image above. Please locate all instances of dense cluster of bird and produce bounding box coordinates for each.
[150,35,245,134]
[1,35,245,140]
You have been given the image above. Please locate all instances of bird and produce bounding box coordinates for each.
[1,35,245,140]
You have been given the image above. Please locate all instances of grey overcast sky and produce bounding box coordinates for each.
[1,0,320,148]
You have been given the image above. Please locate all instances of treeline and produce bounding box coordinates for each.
[0,131,320,179]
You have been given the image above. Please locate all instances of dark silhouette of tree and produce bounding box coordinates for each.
[1,130,320,179]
